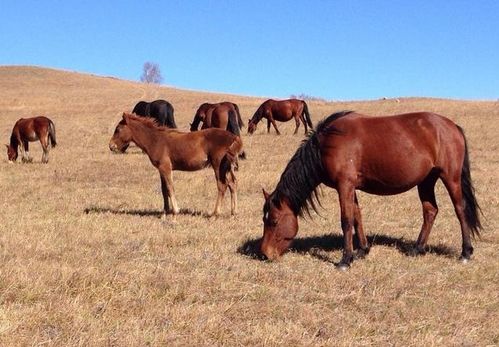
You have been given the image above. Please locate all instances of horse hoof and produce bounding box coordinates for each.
[459,256,470,264]
[336,262,350,271]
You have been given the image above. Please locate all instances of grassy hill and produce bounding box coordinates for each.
[0,66,498,346]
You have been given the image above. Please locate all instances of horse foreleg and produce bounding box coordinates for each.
[159,165,179,220]
[160,174,170,218]
[267,119,271,133]
[412,175,439,256]
[353,192,370,258]
[337,183,356,270]
[22,141,31,163]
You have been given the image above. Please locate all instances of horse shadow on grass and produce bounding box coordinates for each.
[84,206,209,218]
[238,232,456,264]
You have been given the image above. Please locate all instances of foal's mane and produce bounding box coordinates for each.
[124,113,168,131]
[269,110,354,217]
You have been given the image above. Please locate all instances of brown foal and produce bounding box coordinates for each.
[109,113,243,218]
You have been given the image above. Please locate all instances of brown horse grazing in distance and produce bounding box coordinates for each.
[190,102,246,160]
[109,113,243,218]
[6,116,57,163]
[190,102,244,132]
[248,99,312,135]
[260,111,482,269]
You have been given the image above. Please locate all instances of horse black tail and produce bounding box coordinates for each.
[227,110,246,160]
[302,101,313,128]
[233,103,244,128]
[190,114,201,131]
[457,125,482,238]
[227,109,241,136]
[166,104,177,128]
[48,120,57,147]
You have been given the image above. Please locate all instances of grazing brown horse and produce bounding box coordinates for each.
[6,116,57,163]
[190,102,244,132]
[190,102,246,160]
[109,113,243,218]
[260,111,482,269]
[248,99,312,135]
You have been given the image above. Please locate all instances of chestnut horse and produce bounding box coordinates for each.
[260,111,482,269]
[6,116,57,163]
[190,102,244,131]
[190,102,246,160]
[248,99,312,135]
[109,113,243,218]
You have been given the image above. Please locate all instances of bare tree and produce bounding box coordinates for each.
[140,62,163,84]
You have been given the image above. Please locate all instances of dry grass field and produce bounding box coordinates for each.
[0,66,498,346]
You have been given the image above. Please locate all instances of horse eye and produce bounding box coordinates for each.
[270,219,278,227]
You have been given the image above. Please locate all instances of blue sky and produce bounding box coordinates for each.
[1,1,498,100]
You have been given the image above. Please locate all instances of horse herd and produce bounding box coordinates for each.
[5,98,482,269]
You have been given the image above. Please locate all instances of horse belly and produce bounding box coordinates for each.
[172,154,209,171]
[23,130,39,141]
[358,155,435,195]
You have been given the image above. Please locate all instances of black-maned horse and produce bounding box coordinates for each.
[260,111,482,269]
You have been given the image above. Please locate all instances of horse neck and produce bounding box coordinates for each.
[126,120,158,153]
[272,135,324,216]
[9,132,19,151]
[251,109,263,124]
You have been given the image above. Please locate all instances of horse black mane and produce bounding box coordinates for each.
[267,110,354,217]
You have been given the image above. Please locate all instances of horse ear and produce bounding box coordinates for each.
[262,188,270,200]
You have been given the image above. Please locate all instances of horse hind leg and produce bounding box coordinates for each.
[440,173,474,262]
[211,157,231,217]
[40,136,50,163]
[227,166,238,216]
[293,115,300,135]
[411,173,439,256]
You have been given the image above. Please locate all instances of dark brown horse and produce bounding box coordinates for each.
[260,111,482,269]
[109,113,243,218]
[190,102,244,132]
[132,99,176,128]
[190,102,246,160]
[6,116,57,163]
[248,99,312,135]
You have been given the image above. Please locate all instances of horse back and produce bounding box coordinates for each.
[320,112,463,194]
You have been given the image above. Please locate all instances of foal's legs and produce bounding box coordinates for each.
[211,165,229,217]
[440,173,474,261]
[227,166,238,216]
[159,164,179,220]
[337,182,356,269]
[412,174,439,255]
